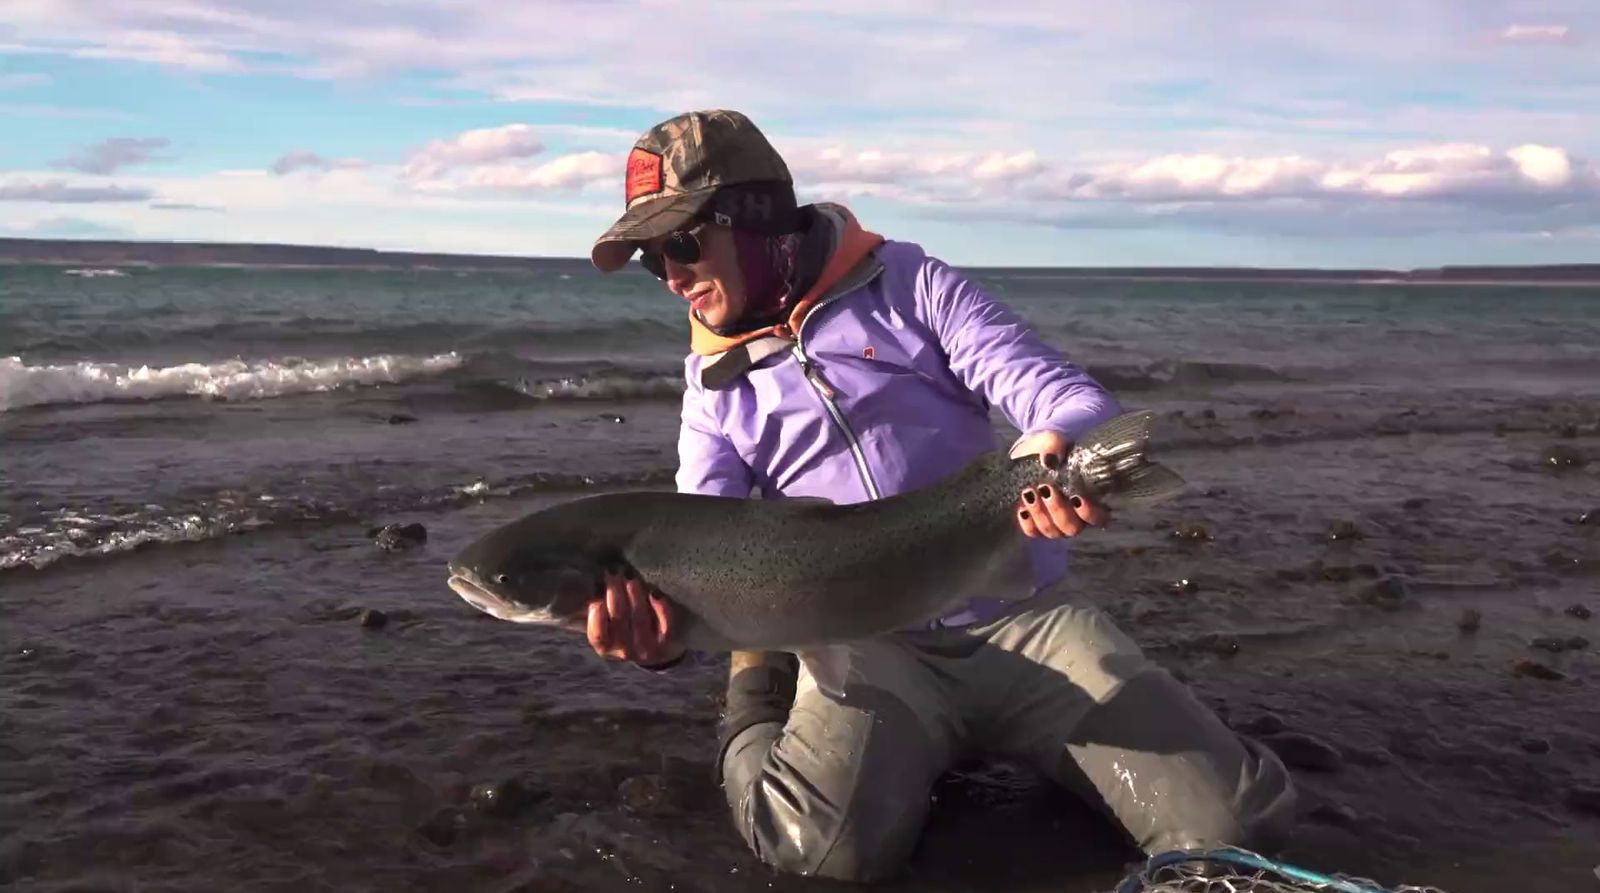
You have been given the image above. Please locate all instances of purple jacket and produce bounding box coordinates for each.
[676,223,1122,627]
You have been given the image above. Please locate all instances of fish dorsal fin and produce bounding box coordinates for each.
[1117,463,1187,506]
[1078,409,1156,455]
[751,489,835,507]
[778,495,834,506]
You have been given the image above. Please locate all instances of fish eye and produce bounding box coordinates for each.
[493,573,510,585]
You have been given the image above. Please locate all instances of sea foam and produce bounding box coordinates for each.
[0,352,464,412]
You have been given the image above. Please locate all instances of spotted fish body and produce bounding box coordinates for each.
[447,410,1183,652]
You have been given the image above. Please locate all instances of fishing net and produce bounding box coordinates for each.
[1112,847,1455,893]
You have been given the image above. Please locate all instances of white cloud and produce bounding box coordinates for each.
[7,127,1596,250]
[270,150,366,175]
[271,150,329,175]
[973,151,1045,181]
[1325,143,1589,200]
[413,151,618,194]
[71,30,240,71]
[150,201,226,212]
[8,2,1591,145]
[0,178,153,203]
[14,161,616,257]
[53,137,170,174]
[1051,153,1322,200]
[6,66,1593,262]
[390,124,621,195]
[1499,24,1573,43]
[3,216,131,238]
[775,139,1600,242]
[1506,145,1574,188]
[152,167,398,210]
[3,139,1592,262]
[798,141,1598,210]
[791,147,981,184]
[401,124,545,181]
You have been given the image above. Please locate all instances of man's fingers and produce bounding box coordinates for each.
[650,592,674,646]
[1021,486,1067,537]
[604,573,632,653]
[1017,501,1044,538]
[1018,486,1054,536]
[625,572,655,653]
[1073,494,1109,527]
[589,572,680,665]
[586,600,610,657]
[1036,484,1084,537]
[1030,503,1066,538]
[1021,487,1066,537]
[1009,431,1073,463]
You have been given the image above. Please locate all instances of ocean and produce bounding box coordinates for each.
[2,261,1597,892]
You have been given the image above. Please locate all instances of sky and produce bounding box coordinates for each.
[0,1,1597,268]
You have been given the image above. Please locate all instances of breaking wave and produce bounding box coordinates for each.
[0,352,465,412]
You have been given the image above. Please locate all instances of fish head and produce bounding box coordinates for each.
[446,519,601,629]
[447,561,597,629]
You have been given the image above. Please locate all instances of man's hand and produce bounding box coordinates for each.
[1010,430,1109,539]
[586,568,685,668]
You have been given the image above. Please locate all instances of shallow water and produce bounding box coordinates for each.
[2,264,1599,891]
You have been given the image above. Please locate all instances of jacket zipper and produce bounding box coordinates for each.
[791,342,882,501]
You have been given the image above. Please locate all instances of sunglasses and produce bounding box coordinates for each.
[638,222,710,280]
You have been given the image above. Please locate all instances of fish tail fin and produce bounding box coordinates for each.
[1117,462,1187,505]
[1077,409,1156,456]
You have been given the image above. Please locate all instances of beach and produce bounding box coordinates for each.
[2,263,1597,892]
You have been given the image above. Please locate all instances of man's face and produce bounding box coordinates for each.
[644,225,748,328]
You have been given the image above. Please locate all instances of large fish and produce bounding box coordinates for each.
[447,410,1184,652]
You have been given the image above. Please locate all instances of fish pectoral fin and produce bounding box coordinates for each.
[1116,462,1186,505]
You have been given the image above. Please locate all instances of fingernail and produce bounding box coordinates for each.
[1023,489,1037,504]
[1019,510,1030,520]
[1069,495,1083,508]
[1043,453,1061,469]
[1039,485,1053,500]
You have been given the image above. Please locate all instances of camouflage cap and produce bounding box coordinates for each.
[591,109,798,273]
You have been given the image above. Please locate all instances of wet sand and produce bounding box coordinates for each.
[3,405,1598,893]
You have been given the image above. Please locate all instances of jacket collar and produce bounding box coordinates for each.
[689,204,883,357]
[692,204,885,390]
[700,257,885,391]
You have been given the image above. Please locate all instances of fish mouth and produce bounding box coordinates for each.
[447,571,553,624]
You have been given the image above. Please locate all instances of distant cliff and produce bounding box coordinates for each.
[2,237,1596,282]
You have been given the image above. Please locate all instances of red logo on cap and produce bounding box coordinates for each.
[626,148,663,204]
